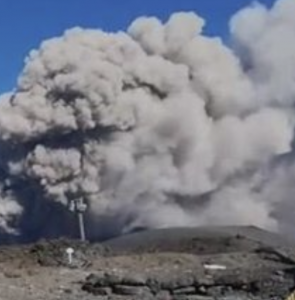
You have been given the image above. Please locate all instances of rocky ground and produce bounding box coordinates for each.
[0,226,294,300]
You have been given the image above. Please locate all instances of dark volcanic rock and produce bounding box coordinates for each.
[82,264,295,299]
[101,226,295,256]
[121,273,147,286]
[173,297,214,300]
[85,286,112,296]
[113,285,151,296]
[155,290,171,299]
[82,226,295,300]
[28,238,93,267]
[146,272,196,291]
[83,271,147,288]
[173,286,197,295]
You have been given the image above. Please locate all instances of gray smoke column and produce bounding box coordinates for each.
[0,0,295,242]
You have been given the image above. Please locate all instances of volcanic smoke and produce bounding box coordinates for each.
[0,0,295,242]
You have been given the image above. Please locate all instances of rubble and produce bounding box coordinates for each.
[81,263,295,300]
[0,226,294,300]
[79,226,295,300]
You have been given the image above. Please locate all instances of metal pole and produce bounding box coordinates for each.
[76,197,87,242]
[68,197,87,241]
[77,210,86,242]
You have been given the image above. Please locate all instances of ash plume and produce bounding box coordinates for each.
[0,0,295,242]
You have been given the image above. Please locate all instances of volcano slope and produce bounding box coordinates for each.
[0,226,294,300]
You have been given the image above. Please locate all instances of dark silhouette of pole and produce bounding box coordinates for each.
[77,198,87,241]
[69,197,87,241]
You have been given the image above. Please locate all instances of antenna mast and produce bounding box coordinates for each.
[69,197,87,241]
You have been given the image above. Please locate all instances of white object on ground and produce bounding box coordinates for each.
[203,264,227,270]
[65,247,74,265]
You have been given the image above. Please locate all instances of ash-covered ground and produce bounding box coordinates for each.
[0,226,294,300]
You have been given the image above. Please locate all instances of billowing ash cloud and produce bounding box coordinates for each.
[0,0,295,242]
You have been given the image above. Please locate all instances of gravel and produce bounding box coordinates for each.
[0,226,294,300]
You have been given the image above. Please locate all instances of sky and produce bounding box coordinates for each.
[0,0,276,93]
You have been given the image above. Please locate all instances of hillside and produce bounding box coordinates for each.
[0,226,294,299]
